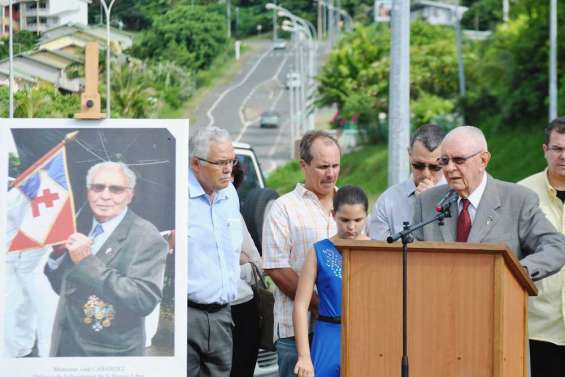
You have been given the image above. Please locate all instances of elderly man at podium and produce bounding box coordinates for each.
[413,126,565,282]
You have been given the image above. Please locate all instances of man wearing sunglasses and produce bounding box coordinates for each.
[44,161,168,356]
[413,126,565,282]
[368,124,446,240]
[518,117,565,377]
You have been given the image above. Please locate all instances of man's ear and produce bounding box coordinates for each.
[481,151,491,169]
[191,158,200,173]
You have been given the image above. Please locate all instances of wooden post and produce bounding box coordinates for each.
[74,42,106,119]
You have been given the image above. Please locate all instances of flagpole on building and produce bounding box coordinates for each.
[11,131,79,188]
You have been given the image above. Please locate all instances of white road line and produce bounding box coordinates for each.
[235,53,290,142]
[206,47,274,128]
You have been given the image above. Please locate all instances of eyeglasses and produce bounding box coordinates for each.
[437,150,482,166]
[196,157,239,168]
[411,162,443,172]
[89,184,130,194]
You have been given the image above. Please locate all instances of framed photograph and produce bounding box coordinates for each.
[0,119,188,377]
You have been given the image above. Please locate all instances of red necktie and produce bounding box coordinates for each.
[456,198,471,242]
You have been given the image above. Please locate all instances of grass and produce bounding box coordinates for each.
[266,126,547,203]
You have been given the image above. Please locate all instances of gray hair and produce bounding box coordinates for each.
[410,124,446,152]
[189,126,232,161]
[299,130,341,164]
[86,161,137,189]
[444,126,488,151]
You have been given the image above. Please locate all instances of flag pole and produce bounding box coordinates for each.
[11,131,79,188]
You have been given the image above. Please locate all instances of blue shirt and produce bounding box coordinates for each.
[188,169,242,305]
[368,178,417,240]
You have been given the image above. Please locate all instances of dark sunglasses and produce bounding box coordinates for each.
[89,184,130,194]
[411,162,443,172]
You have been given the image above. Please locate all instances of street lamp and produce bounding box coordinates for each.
[8,0,14,117]
[100,0,117,118]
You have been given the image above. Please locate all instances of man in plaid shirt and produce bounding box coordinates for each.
[262,130,341,377]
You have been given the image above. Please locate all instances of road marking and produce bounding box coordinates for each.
[206,47,274,128]
[235,53,290,142]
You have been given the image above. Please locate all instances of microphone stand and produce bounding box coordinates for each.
[386,205,454,377]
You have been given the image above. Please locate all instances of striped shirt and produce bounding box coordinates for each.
[262,183,337,340]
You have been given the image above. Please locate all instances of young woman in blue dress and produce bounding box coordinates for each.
[293,185,370,377]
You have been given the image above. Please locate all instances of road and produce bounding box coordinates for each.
[188,40,326,174]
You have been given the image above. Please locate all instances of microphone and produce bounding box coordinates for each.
[435,189,458,213]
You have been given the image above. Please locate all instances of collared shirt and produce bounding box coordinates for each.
[89,208,128,255]
[188,168,242,305]
[458,172,488,222]
[262,183,337,339]
[47,208,128,270]
[368,178,417,240]
[519,169,565,345]
[368,175,447,240]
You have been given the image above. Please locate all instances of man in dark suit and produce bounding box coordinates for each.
[45,161,168,356]
[413,126,565,281]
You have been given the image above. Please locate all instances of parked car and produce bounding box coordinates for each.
[259,111,281,129]
[234,142,279,377]
[273,39,287,50]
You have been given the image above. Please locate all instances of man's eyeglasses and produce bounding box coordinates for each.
[89,184,131,194]
[196,157,239,168]
[411,162,443,172]
[437,150,482,166]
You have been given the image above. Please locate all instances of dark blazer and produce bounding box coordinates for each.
[413,175,565,281]
[45,209,168,356]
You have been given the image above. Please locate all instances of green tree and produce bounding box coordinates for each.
[130,5,229,71]
[316,21,468,142]
[0,30,39,59]
[111,61,159,118]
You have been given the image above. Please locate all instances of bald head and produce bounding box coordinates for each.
[440,126,491,197]
[443,126,488,153]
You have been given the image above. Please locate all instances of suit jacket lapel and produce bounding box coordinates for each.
[468,176,500,243]
[95,210,133,264]
[440,200,457,242]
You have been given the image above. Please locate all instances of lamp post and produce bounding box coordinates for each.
[549,0,557,121]
[269,3,317,132]
[100,0,117,118]
[8,0,14,118]
[316,0,353,33]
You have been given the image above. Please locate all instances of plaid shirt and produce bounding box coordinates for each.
[262,183,337,340]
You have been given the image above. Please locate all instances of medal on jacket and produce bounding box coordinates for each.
[83,295,115,332]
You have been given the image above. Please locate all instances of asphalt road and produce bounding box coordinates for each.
[188,39,324,174]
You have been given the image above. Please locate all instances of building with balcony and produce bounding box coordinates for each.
[0,0,87,36]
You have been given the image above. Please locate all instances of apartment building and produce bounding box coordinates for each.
[1,0,87,36]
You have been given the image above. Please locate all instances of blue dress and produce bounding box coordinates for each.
[311,238,342,377]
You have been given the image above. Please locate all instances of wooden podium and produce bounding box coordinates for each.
[335,240,537,377]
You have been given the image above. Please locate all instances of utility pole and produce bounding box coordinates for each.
[387,0,411,187]
[8,0,14,118]
[549,0,557,121]
[227,0,231,39]
[502,0,509,22]
[454,1,466,124]
[273,0,277,40]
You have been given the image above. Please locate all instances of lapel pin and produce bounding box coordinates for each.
[487,217,493,225]
[105,247,113,255]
